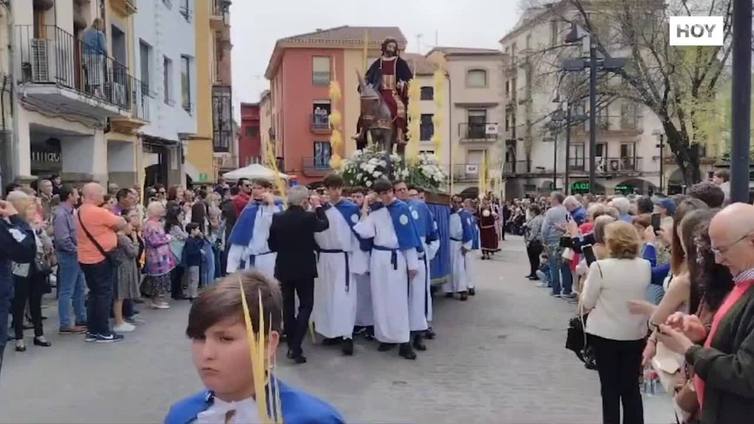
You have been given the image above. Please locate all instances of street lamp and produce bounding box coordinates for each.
[563,22,628,194]
[652,129,665,194]
[546,110,566,191]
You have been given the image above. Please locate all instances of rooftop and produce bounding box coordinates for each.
[427,46,503,56]
[403,53,438,75]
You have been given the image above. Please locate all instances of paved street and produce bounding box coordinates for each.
[1,237,673,424]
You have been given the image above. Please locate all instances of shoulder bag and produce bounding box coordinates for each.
[565,261,601,370]
[77,209,114,265]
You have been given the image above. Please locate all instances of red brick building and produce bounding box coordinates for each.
[239,103,261,166]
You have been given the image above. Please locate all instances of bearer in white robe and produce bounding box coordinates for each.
[354,179,423,360]
[444,196,474,301]
[312,175,363,356]
[225,180,283,281]
[465,199,479,296]
[350,188,374,337]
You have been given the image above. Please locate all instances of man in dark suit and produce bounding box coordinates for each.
[268,186,329,364]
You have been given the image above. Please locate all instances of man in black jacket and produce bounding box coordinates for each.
[0,199,37,377]
[268,186,329,364]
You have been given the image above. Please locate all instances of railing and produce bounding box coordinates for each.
[502,160,530,175]
[459,122,499,142]
[16,25,148,116]
[310,113,331,133]
[302,157,332,177]
[452,163,483,182]
[212,85,233,152]
[212,0,229,17]
[595,157,642,174]
[568,157,586,172]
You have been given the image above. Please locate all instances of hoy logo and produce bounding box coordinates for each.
[669,16,724,46]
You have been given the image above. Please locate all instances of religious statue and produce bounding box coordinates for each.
[354,38,413,156]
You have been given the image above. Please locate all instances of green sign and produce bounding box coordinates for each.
[572,182,590,192]
[198,173,209,182]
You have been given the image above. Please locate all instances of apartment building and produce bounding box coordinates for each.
[426,47,505,196]
[8,0,146,185]
[265,26,406,185]
[134,0,195,187]
[498,3,696,197]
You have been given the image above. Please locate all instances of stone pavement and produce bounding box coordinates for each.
[0,236,674,424]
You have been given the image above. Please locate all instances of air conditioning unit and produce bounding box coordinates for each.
[465,164,479,175]
[30,39,49,82]
[485,123,499,135]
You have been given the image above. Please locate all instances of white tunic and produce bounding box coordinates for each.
[353,247,373,326]
[354,206,418,344]
[444,213,472,294]
[196,397,259,424]
[225,204,280,280]
[312,206,360,339]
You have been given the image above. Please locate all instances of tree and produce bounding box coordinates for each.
[518,0,733,186]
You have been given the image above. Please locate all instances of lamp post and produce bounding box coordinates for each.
[730,0,752,202]
[547,110,565,191]
[652,130,665,194]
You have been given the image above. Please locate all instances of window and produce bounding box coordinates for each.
[139,40,152,94]
[312,101,331,128]
[620,143,635,158]
[505,109,512,131]
[313,142,332,168]
[620,102,639,130]
[569,144,585,170]
[620,143,636,170]
[467,109,487,138]
[312,57,331,86]
[163,56,173,105]
[597,104,610,129]
[420,150,435,156]
[181,55,192,112]
[420,114,434,141]
[246,126,259,138]
[505,80,510,96]
[466,69,487,88]
[420,86,434,101]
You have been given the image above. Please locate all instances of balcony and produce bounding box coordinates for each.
[211,0,231,30]
[310,113,331,134]
[111,0,137,16]
[16,25,146,122]
[302,157,332,178]
[452,163,483,182]
[502,160,530,176]
[459,122,499,143]
[212,85,233,153]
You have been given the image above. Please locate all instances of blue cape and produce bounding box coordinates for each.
[371,200,423,252]
[164,379,344,424]
[227,200,283,247]
[333,199,372,251]
[457,209,475,245]
[408,199,438,243]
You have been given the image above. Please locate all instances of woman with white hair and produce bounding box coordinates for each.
[609,197,633,223]
[142,201,177,309]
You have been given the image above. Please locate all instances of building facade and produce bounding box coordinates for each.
[7,0,147,187]
[134,0,196,187]
[265,26,407,185]
[238,102,261,166]
[427,47,505,196]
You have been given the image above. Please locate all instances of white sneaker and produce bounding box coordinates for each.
[113,322,136,333]
[156,302,171,309]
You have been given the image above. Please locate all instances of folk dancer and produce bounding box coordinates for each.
[165,272,344,424]
[354,179,423,360]
[312,175,366,356]
[226,180,283,280]
[403,184,440,350]
[350,187,374,338]
[444,196,474,301]
[477,198,500,260]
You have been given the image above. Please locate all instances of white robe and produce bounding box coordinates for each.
[444,213,472,294]
[354,206,417,344]
[225,203,280,281]
[353,248,373,326]
[408,234,440,331]
[312,207,361,339]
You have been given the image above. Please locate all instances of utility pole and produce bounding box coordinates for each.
[730,0,752,202]
[564,104,572,195]
[588,37,597,194]
[552,131,558,191]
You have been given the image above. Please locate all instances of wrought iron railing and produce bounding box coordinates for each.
[16,25,148,118]
[459,122,499,142]
[212,85,233,152]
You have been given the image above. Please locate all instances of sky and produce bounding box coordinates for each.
[228,0,523,115]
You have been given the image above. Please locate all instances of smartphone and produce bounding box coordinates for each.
[582,244,597,266]
[651,213,661,235]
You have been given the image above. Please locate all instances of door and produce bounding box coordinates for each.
[467,110,487,139]
[594,143,607,172]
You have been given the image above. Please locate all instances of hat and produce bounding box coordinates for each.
[652,196,676,216]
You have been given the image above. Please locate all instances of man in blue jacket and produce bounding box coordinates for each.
[0,198,37,377]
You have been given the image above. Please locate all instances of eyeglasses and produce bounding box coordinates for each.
[711,232,753,257]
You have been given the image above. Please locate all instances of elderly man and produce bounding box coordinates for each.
[563,196,586,226]
[609,196,632,223]
[77,183,127,343]
[658,203,754,424]
[541,191,573,298]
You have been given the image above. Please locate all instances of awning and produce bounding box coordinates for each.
[222,163,290,181]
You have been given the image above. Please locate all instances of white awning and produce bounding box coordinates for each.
[222,163,289,181]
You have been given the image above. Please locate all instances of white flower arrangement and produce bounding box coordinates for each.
[340,145,447,192]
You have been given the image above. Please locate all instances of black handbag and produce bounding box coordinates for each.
[564,262,601,370]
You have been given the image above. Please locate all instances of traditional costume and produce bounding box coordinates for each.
[165,379,344,424]
[477,206,500,255]
[468,211,480,292]
[312,199,365,341]
[407,199,440,332]
[444,208,474,294]
[354,200,422,344]
[225,199,283,280]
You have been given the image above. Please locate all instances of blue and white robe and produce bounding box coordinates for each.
[407,199,440,330]
[225,200,283,280]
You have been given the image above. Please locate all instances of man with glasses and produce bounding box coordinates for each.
[232,178,253,216]
[658,203,754,423]
[354,179,423,360]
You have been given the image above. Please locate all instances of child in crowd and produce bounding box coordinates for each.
[112,209,141,333]
[183,223,204,301]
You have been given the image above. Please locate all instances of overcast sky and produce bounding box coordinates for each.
[229,0,523,114]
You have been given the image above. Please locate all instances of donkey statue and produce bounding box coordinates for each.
[354,71,396,156]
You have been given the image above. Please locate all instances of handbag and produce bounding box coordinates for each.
[77,210,114,265]
[561,247,575,261]
[565,262,601,370]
